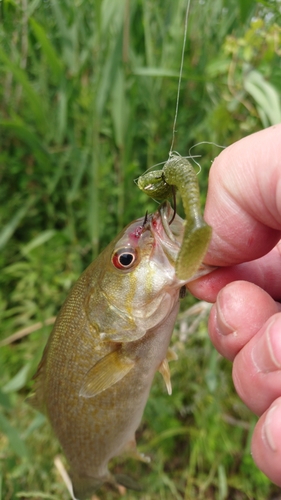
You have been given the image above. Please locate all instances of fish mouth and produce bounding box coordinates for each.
[151,201,184,266]
[158,201,183,244]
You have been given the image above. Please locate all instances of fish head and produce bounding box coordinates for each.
[111,201,185,280]
[90,202,190,343]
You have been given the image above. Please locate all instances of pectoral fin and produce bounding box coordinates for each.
[79,350,135,398]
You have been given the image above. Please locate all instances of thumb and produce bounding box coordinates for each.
[203,124,281,267]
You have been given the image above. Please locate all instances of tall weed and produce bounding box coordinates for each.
[0,0,280,498]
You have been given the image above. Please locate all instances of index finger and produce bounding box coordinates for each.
[203,124,281,267]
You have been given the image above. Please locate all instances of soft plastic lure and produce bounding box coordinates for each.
[138,154,212,280]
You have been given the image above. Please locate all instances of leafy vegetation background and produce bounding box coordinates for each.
[0,0,281,499]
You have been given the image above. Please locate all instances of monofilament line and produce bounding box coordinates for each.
[169,0,191,157]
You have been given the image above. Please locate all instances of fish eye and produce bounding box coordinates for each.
[111,247,137,270]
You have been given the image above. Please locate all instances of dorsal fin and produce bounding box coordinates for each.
[26,343,49,413]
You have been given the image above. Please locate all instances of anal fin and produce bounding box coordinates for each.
[158,358,172,395]
[166,347,178,362]
[120,437,151,463]
[158,348,178,396]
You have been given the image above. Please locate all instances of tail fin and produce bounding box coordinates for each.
[71,474,103,500]
[71,472,142,499]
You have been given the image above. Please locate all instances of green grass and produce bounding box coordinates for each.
[0,0,281,498]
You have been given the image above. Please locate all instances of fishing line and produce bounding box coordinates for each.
[169,0,192,157]
[136,0,195,194]
[135,0,193,183]
[188,141,226,174]
[168,2,225,170]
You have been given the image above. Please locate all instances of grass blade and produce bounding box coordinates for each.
[244,70,281,126]
[0,49,47,133]
[21,230,56,256]
[29,18,63,82]
[0,120,50,167]
[2,364,31,394]
[0,198,36,250]
[0,412,30,459]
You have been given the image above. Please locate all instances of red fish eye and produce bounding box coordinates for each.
[112,248,137,270]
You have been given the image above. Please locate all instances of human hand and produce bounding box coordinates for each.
[188,124,281,486]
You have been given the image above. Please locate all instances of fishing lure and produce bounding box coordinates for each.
[137,153,212,281]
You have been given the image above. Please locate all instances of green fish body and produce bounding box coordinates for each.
[29,202,211,499]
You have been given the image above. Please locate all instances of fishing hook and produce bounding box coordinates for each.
[169,186,177,225]
[142,210,149,227]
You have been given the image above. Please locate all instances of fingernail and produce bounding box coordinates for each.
[263,405,278,452]
[216,289,237,336]
[251,316,281,373]
[266,315,281,368]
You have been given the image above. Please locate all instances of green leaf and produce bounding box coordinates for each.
[16,492,60,500]
[111,67,127,148]
[218,464,228,500]
[67,148,89,202]
[29,18,63,82]
[238,0,255,22]
[0,197,36,250]
[95,34,123,118]
[21,230,56,256]
[2,364,31,393]
[0,120,50,167]
[0,390,12,410]
[56,88,68,144]
[244,70,281,127]
[133,67,180,77]
[26,0,41,18]
[0,412,30,459]
[23,413,46,439]
[0,49,47,133]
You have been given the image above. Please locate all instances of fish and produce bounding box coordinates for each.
[28,200,212,500]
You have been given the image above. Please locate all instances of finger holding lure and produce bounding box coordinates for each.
[138,153,213,281]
